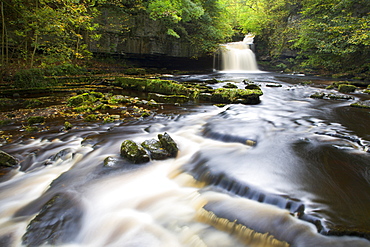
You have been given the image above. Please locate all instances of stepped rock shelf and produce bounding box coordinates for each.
[111,77,263,105]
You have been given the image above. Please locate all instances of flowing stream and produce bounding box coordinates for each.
[1,43,370,247]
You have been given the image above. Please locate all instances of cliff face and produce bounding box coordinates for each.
[90,14,196,58]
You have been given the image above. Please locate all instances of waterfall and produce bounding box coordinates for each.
[218,34,259,72]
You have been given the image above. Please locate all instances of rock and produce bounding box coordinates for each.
[158,132,178,158]
[120,140,149,164]
[103,156,117,167]
[328,93,354,100]
[223,83,238,89]
[148,93,189,103]
[266,83,282,87]
[22,193,83,246]
[245,83,260,90]
[338,84,356,93]
[0,150,19,169]
[27,116,45,125]
[141,139,171,160]
[350,100,370,109]
[310,92,325,99]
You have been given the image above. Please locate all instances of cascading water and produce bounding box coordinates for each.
[219,34,259,72]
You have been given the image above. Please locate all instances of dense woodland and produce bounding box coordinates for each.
[0,0,369,80]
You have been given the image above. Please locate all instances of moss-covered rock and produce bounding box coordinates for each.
[141,139,171,160]
[350,100,370,109]
[328,93,354,100]
[223,83,238,89]
[310,92,325,99]
[115,77,194,96]
[338,84,357,93]
[211,88,262,104]
[158,132,178,158]
[120,140,149,164]
[148,93,189,103]
[27,116,45,125]
[67,92,103,107]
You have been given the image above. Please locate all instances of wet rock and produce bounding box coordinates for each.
[0,150,19,180]
[338,84,357,93]
[120,140,149,164]
[310,92,325,99]
[0,150,18,169]
[27,116,45,125]
[158,132,178,158]
[103,156,118,167]
[328,93,354,100]
[22,193,83,247]
[148,93,189,103]
[141,139,171,160]
[48,148,74,162]
[245,83,260,90]
[266,83,282,87]
[350,100,370,109]
[223,83,238,89]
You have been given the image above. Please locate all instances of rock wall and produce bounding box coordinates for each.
[90,14,196,58]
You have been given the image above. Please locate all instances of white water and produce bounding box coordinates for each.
[220,34,259,73]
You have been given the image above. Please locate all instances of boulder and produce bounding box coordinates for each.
[158,132,178,158]
[338,84,356,93]
[141,139,171,160]
[120,140,149,164]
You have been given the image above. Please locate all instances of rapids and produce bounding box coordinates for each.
[0,72,370,247]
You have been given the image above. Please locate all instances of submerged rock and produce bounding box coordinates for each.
[22,193,83,246]
[158,132,178,158]
[120,140,149,164]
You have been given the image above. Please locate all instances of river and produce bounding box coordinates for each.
[0,69,369,246]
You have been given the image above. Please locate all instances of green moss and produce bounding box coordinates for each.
[350,100,370,109]
[326,85,334,89]
[0,119,12,126]
[0,98,16,108]
[310,92,325,99]
[124,68,146,75]
[120,140,149,164]
[25,125,39,132]
[27,116,45,125]
[211,88,263,104]
[84,114,97,122]
[64,122,73,130]
[223,83,238,89]
[115,77,195,97]
[338,84,356,93]
[23,99,43,108]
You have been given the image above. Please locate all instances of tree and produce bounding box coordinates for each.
[293,0,370,73]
